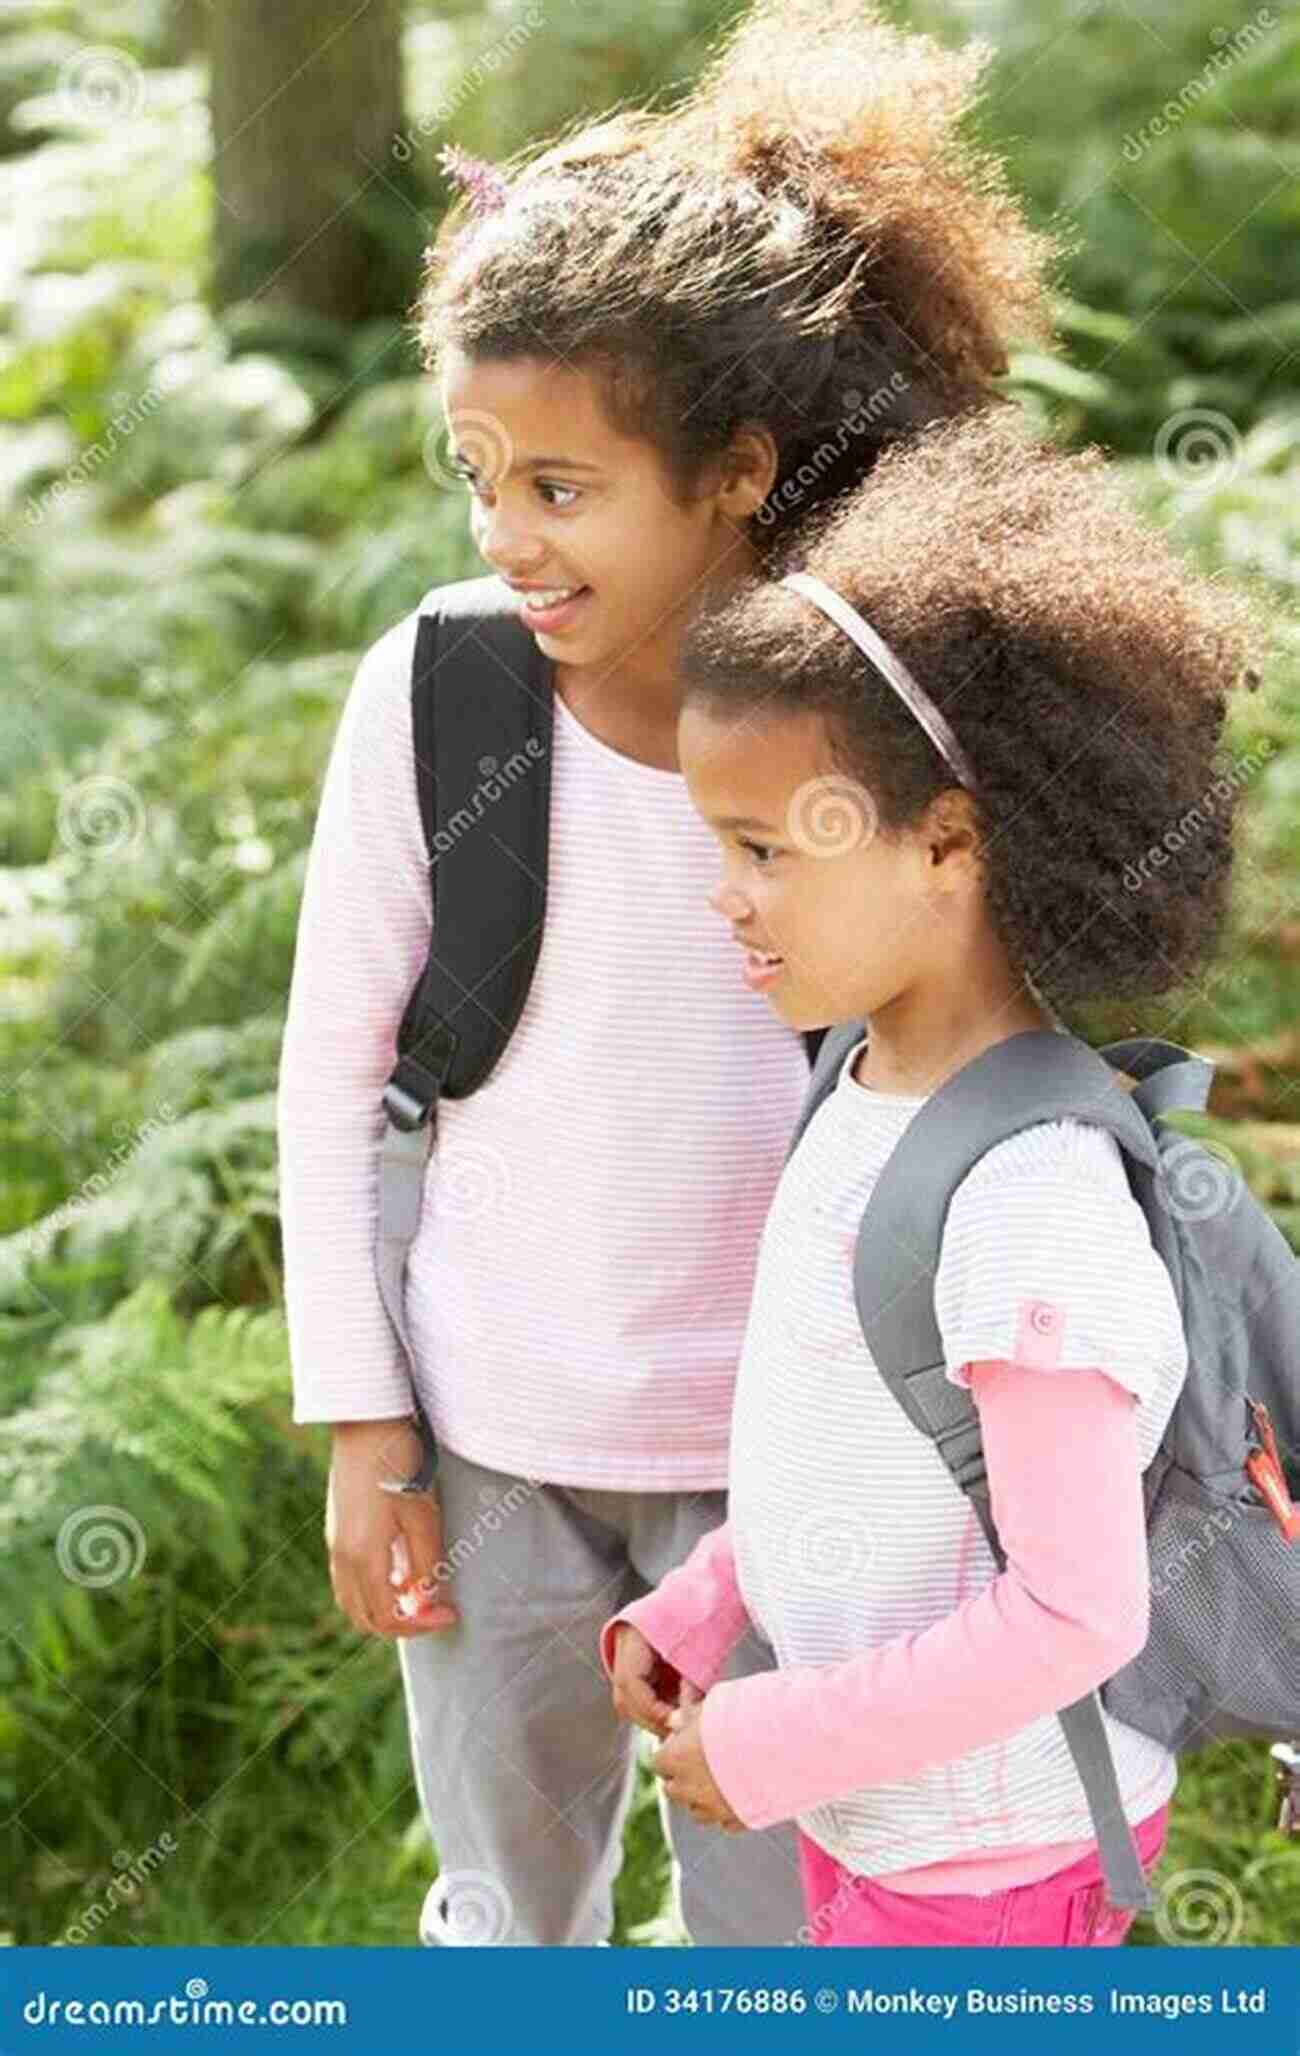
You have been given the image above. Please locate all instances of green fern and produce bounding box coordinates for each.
[0,1281,293,1612]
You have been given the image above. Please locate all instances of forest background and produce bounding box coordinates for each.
[0,0,1297,1948]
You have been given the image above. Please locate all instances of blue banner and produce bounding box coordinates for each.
[3,1947,1298,2054]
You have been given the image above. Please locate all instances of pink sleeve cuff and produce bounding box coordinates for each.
[695,1361,1149,1830]
[599,1519,751,1695]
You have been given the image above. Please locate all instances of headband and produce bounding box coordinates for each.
[437,144,508,216]
[780,571,976,792]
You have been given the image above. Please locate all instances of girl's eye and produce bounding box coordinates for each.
[739,837,778,867]
[451,465,578,512]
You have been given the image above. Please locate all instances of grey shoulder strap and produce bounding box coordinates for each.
[784,1020,866,1164]
[853,1029,1162,1913]
[1099,1036,1213,1119]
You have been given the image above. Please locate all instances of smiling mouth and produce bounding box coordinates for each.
[740,946,787,993]
[511,586,593,635]
[515,584,589,606]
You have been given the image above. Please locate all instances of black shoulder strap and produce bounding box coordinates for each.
[385,577,553,1123]
[801,1026,828,1071]
[384,573,824,1129]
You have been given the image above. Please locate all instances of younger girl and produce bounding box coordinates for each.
[603,406,1262,1947]
[277,0,1059,1947]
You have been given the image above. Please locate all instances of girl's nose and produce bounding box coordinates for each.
[475,500,544,579]
[709,879,750,923]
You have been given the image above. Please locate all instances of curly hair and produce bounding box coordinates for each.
[678,408,1267,1011]
[414,0,1060,554]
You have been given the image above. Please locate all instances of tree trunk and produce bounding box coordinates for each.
[208,0,407,323]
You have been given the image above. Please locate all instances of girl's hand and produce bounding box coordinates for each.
[651,1697,747,1833]
[325,1420,459,1638]
[609,1623,682,1739]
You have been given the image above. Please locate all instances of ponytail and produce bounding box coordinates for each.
[420,0,1060,551]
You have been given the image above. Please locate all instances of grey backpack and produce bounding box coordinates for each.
[787,1024,1300,1914]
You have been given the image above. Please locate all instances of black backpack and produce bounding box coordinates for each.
[375,575,824,1486]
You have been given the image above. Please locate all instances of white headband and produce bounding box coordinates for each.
[780,571,977,792]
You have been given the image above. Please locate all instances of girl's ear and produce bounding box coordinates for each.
[715,423,780,520]
[924,788,984,888]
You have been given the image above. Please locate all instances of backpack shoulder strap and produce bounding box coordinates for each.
[852,1027,1161,1913]
[385,575,553,1128]
[801,1026,828,1073]
[785,1020,866,1164]
[856,1028,1159,1390]
[1099,1036,1214,1119]
[394,579,822,1111]
[375,579,551,1494]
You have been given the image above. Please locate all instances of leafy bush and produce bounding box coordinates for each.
[0,0,1296,1949]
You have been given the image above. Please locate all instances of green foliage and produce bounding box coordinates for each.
[927,0,1300,450]
[0,0,1296,1949]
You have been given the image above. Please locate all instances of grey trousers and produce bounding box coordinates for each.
[396,1441,807,1947]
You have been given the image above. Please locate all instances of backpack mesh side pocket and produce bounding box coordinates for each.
[1103,1457,1300,1753]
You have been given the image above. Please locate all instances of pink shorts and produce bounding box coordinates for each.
[796,1801,1170,1947]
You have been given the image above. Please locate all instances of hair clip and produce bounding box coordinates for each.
[437,144,509,216]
